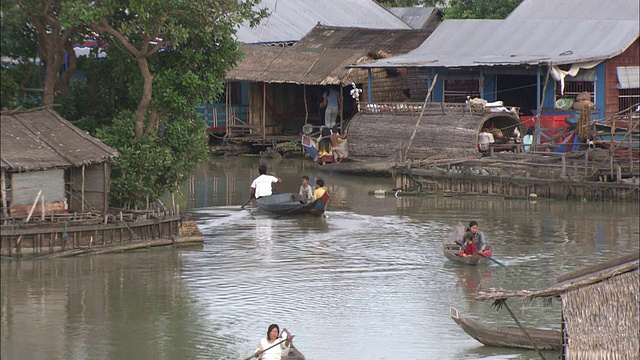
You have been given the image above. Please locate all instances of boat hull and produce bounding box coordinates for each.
[450,307,562,351]
[443,242,494,265]
[256,193,325,216]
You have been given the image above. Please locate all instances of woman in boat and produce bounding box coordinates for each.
[456,221,489,256]
[253,324,291,360]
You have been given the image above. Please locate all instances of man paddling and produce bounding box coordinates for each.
[250,165,281,199]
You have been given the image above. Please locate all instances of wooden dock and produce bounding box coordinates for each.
[393,150,639,202]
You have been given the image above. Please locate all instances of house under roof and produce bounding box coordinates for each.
[234,0,410,45]
[388,7,441,31]
[1,108,118,173]
[227,25,433,85]
[356,0,639,68]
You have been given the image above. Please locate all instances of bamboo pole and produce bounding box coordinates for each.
[262,82,266,139]
[81,165,85,213]
[41,193,45,220]
[405,74,438,161]
[534,67,551,152]
[304,85,308,124]
[1,170,8,221]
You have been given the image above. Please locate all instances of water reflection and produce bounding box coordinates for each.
[2,156,639,360]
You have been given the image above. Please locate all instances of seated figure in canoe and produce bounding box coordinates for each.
[459,233,476,257]
[317,127,334,165]
[455,221,491,256]
[309,179,329,215]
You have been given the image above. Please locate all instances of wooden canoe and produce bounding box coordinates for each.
[450,307,562,351]
[282,345,305,360]
[256,193,328,216]
[442,242,495,265]
[443,223,495,265]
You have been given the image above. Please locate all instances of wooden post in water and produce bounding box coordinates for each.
[81,165,85,214]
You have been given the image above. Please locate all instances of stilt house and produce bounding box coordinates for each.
[353,0,639,152]
[223,25,434,142]
[1,108,119,218]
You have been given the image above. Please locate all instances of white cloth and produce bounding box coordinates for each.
[258,338,288,360]
[478,131,494,151]
[522,134,533,152]
[324,106,338,128]
[550,61,601,95]
[251,174,279,198]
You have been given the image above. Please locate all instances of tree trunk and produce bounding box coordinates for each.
[57,39,77,94]
[145,106,164,136]
[135,56,153,138]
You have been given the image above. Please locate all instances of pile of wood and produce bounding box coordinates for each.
[179,221,202,236]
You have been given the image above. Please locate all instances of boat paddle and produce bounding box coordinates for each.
[477,251,505,266]
[240,197,253,209]
[242,333,291,360]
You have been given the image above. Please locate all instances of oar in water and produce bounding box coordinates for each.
[478,251,505,266]
[242,337,288,360]
[240,197,253,209]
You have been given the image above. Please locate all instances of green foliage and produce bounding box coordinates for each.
[444,0,522,19]
[0,69,19,109]
[97,111,208,208]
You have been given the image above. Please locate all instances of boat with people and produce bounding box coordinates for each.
[256,193,329,216]
[301,134,396,175]
[450,307,562,351]
[442,222,495,266]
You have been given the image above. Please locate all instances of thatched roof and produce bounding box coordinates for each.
[476,253,640,303]
[227,46,363,85]
[226,25,433,85]
[346,107,519,159]
[1,108,119,172]
[292,25,432,54]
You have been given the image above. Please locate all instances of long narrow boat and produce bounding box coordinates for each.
[450,307,562,351]
[302,134,396,175]
[256,193,328,216]
[442,223,495,265]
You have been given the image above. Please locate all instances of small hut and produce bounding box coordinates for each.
[1,108,119,219]
[477,254,639,359]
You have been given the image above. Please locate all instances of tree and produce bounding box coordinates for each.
[445,0,522,19]
[66,0,267,139]
[2,0,81,106]
[59,0,268,208]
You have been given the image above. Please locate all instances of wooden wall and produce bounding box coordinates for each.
[69,163,109,214]
[10,169,66,217]
[348,67,431,103]
[604,40,639,117]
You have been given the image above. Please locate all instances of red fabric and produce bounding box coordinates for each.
[483,250,492,257]
[463,242,477,256]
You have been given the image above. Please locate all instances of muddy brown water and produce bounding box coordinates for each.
[2,156,638,360]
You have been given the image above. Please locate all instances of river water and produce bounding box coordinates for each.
[2,156,639,360]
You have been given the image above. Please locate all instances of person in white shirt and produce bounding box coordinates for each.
[253,324,292,360]
[478,129,495,153]
[250,165,281,199]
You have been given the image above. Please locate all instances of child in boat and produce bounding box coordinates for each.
[459,232,477,257]
[299,175,313,204]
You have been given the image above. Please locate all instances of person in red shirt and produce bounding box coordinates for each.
[460,232,477,257]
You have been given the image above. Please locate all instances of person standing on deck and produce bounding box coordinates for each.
[321,86,341,129]
[250,164,281,199]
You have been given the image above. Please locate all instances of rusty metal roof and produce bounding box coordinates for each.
[1,108,119,172]
[235,0,410,44]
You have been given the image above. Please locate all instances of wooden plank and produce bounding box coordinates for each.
[0,215,181,236]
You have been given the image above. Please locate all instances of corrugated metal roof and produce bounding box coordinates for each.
[356,0,639,68]
[1,109,119,172]
[506,0,639,21]
[235,0,410,44]
[388,7,438,29]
